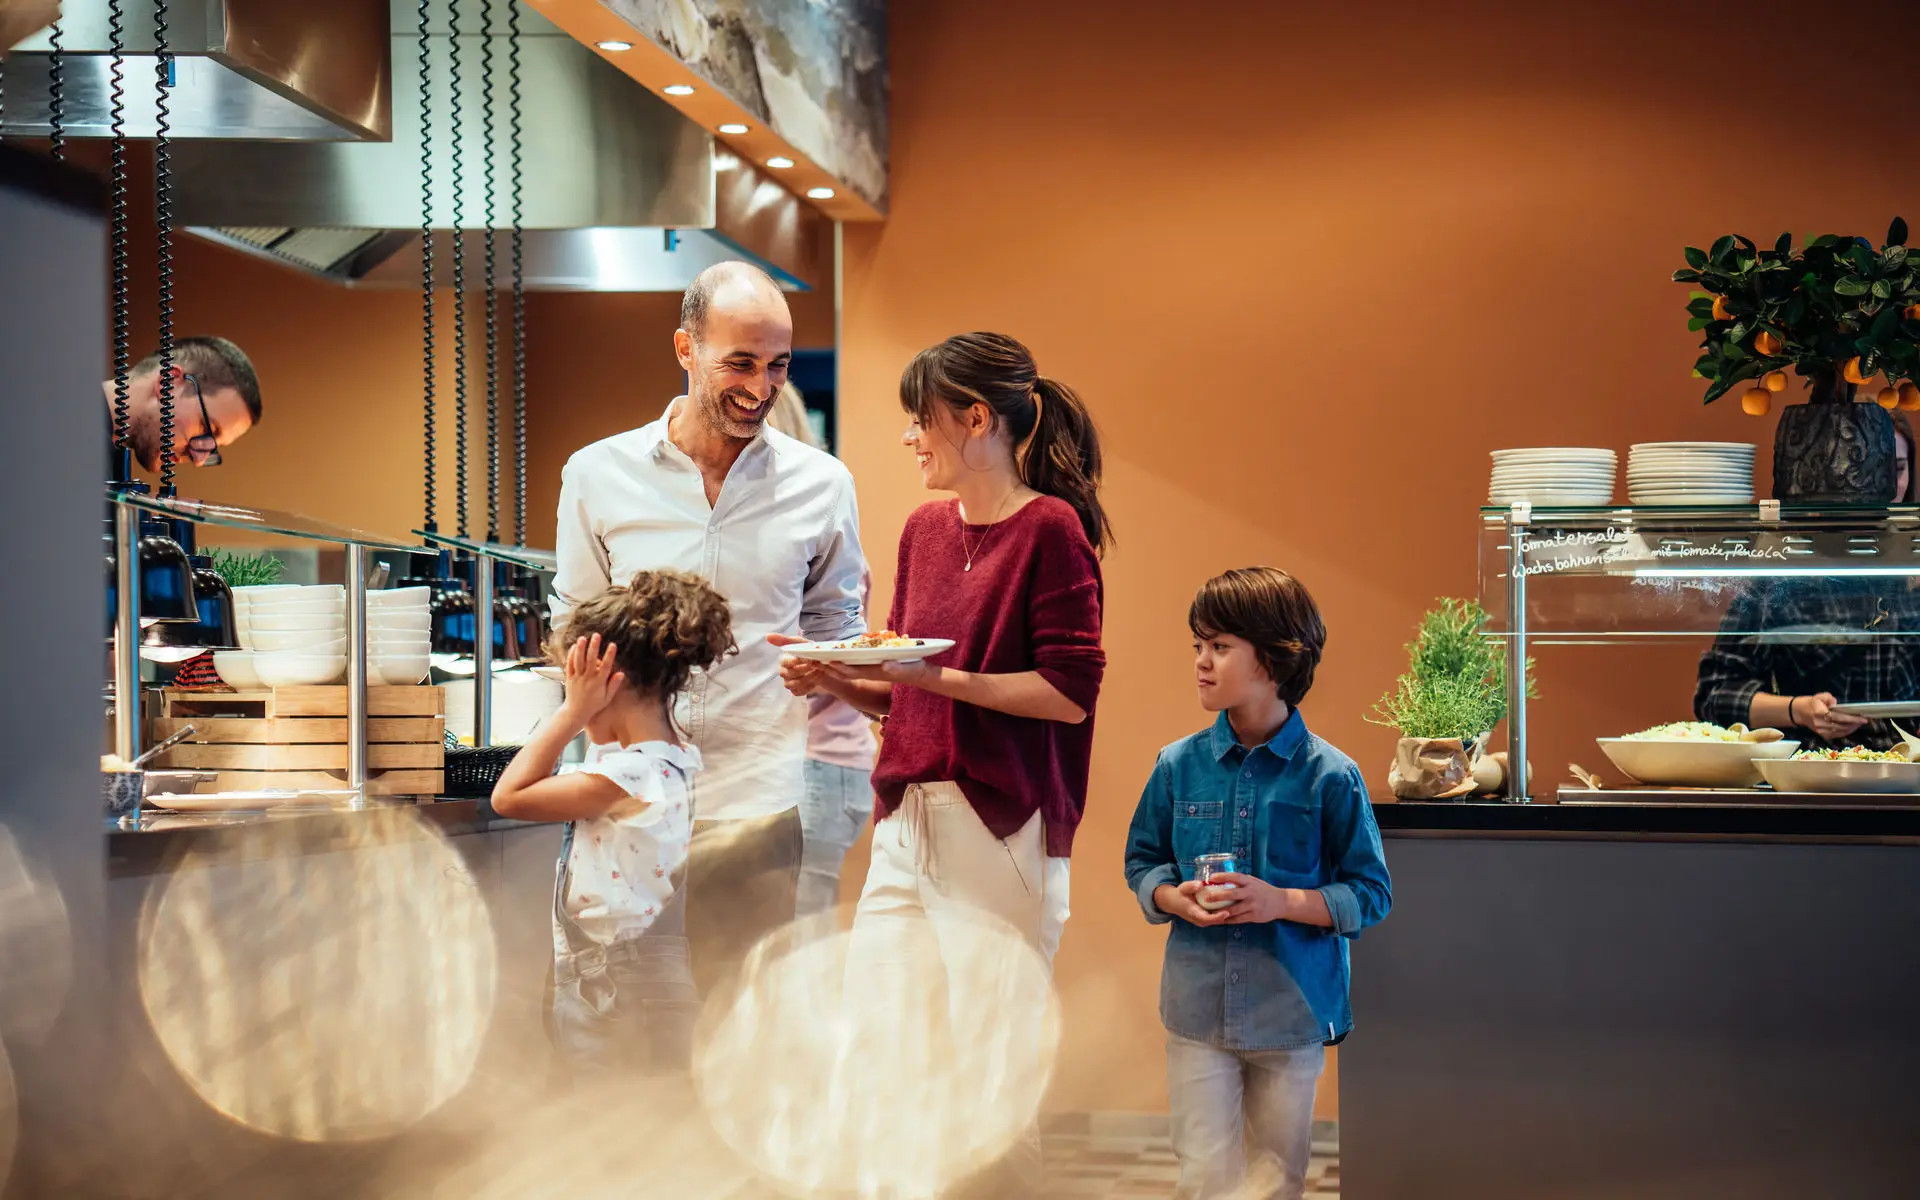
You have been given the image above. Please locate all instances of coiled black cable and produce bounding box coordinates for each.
[508,0,527,546]
[482,0,500,543]
[110,0,131,459]
[46,18,64,161]
[419,0,437,532]
[154,0,177,494]
[449,0,468,539]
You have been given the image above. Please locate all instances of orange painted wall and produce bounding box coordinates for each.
[834,0,1920,1118]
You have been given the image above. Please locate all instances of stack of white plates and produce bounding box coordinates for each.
[1488,447,1617,506]
[1627,442,1756,505]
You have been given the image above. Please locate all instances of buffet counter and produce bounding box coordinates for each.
[1343,797,1920,1199]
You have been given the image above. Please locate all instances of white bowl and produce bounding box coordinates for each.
[370,616,433,632]
[212,650,263,689]
[253,653,347,688]
[244,599,346,617]
[233,584,304,600]
[369,631,432,649]
[250,631,348,653]
[1597,737,1800,788]
[1758,757,1920,795]
[371,653,430,686]
[250,613,347,633]
[368,587,431,607]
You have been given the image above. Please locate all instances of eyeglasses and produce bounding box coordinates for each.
[182,373,221,467]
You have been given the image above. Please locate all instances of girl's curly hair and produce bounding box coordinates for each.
[548,570,736,702]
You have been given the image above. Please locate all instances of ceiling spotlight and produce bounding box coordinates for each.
[595,40,633,51]
[806,187,835,200]
[663,84,696,96]
[766,156,795,169]
[718,123,749,135]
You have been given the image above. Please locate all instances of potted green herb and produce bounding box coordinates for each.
[207,549,284,589]
[1674,218,1920,502]
[1368,599,1532,798]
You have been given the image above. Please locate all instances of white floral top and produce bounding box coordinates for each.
[560,740,700,943]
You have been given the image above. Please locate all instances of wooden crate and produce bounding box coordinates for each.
[150,686,446,796]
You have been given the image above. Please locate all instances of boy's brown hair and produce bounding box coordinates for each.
[548,569,736,701]
[1189,567,1326,706]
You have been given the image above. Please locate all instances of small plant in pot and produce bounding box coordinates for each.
[1674,218,1920,502]
[1367,599,1534,799]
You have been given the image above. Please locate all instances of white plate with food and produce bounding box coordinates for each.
[1758,750,1920,795]
[146,790,358,812]
[1597,722,1799,787]
[1829,700,1920,719]
[780,632,956,665]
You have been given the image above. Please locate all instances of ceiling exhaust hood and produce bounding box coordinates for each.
[166,0,808,293]
[0,0,389,141]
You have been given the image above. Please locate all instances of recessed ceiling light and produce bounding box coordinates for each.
[718,123,749,135]
[595,40,632,52]
[806,187,835,200]
[663,84,696,96]
[766,156,795,169]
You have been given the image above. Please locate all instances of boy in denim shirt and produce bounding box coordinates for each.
[1125,567,1392,1200]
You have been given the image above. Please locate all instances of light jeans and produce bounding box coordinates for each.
[796,758,873,917]
[846,783,1070,1198]
[1167,1034,1325,1200]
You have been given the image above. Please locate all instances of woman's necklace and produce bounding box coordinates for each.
[960,485,1023,573]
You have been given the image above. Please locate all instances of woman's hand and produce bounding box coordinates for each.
[829,659,934,688]
[1790,692,1868,742]
[559,634,625,723]
[769,633,829,697]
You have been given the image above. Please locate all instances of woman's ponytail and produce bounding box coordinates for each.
[1022,375,1112,554]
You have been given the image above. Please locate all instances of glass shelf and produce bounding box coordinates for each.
[1478,504,1920,642]
[412,531,557,574]
[113,488,420,552]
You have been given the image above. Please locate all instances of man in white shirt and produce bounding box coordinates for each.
[552,261,866,995]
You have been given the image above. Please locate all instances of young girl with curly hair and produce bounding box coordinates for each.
[493,568,736,1077]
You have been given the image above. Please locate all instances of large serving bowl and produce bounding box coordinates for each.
[368,586,431,607]
[245,598,346,617]
[1758,757,1920,795]
[372,651,431,685]
[1596,737,1800,788]
[213,649,263,689]
[253,652,347,687]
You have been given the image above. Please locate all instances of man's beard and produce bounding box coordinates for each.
[124,407,164,473]
[695,384,772,441]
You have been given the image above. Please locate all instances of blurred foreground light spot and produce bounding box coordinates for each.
[0,825,74,1047]
[137,812,498,1141]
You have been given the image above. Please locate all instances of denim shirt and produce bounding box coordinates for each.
[1124,710,1392,1051]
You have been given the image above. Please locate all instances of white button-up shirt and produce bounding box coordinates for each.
[551,401,867,821]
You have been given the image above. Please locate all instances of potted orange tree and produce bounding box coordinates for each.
[1675,218,1920,502]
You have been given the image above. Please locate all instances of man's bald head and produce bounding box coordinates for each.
[680,261,788,344]
[674,262,795,442]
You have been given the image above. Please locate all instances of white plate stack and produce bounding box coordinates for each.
[1627,442,1756,505]
[1488,448,1617,506]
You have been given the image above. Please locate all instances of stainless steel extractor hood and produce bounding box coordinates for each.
[0,0,389,141]
[164,0,808,293]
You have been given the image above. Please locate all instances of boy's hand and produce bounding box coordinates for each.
[1212,872,1289,924]
[1154,881,1228,927]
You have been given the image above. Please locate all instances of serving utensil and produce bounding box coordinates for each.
[131,723,197,769]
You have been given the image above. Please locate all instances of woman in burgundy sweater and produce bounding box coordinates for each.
[781,331,1109,972]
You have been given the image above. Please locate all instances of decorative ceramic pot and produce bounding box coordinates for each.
[1772,373,1896,503]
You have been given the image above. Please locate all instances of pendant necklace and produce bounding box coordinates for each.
[961,486,1022,573]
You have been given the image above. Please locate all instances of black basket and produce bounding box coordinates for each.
[442,742,522,798]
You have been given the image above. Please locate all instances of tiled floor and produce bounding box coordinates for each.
[1045,1117,1339,1197]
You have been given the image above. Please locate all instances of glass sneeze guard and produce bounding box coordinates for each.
[114,487,420,552]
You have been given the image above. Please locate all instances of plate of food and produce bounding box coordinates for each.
[1597,722,1799,788]
[779,631,956,666]
[1829,700,1920,720]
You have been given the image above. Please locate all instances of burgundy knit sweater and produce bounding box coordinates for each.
[872,496,1106,858]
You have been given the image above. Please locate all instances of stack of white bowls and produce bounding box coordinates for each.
[367,586,432,685]
[1627,442,1756,505]
[219,585,347,687]
[1488,448,1618,506]
[214,585,432,689]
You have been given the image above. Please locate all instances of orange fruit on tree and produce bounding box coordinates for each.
[1763,369,1789,392]
[1844,356,1873,384]
[1877,386,1900,410]
[1907,304,1920,321]
[1711,295,1734,321]
[1741,387,1771,416]
[1754,331,1783,356]
[1901,381,1920,411]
